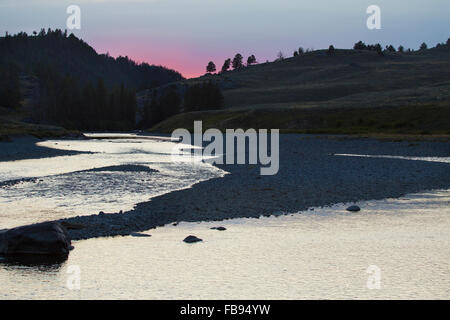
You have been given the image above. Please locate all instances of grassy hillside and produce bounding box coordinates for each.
[149,47,450,137]
[0,117,79,141]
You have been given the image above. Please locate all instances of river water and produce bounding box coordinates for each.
[0,133,224,229]
[0,135,449,299]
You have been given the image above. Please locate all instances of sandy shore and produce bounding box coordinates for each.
[55,134,450,240]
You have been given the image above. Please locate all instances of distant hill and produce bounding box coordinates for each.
[148,44,450,136]
[0,29,184,133]
[0,29,183,89]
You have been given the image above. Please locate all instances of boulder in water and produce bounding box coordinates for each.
[346,205,361,212]
[0,222,73,256]
[130,232,151,238]
[211,227,227,231]
[183,235,203,243]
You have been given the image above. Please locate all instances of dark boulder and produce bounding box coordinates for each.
[183,235,203,243]
[211,227,227,231]
[130,232,151,238]
[0,222,73,256]
[346,205,361,212]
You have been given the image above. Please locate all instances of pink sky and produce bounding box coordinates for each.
[1,0,449,78]
[89,35,215,79]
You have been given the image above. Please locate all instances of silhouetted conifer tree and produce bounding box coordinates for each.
[386,45,396,52]
[247,55,256,65]
[232,54,243,70]
[353,41,367,50]
[206,61,216,74]
[221,59,231,73]
[327,45,335,55]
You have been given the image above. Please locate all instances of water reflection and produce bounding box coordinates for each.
[334,153,450,163]
[1,189,448,299]
[0,254,67,269]
[0,136,225,229]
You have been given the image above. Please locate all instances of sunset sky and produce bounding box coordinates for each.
[1,0,449,78]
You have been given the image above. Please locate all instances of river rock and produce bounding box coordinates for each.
[183,235,203,243]
[130,232,151,237]
[0,222,73,256]
[211,227,227,231]
[346,205,361,212]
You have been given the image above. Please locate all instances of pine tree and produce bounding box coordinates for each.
[353,41,367,50]
[247,55,256,65]
[221,59,231,73]
[232,54,243,70]
[327,45,335,55]
[386,45,396,52]
[206,61,216,73]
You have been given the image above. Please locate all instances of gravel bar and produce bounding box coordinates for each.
[59,134,450,240]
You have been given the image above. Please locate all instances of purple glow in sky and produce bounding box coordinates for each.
[1,0,449,78]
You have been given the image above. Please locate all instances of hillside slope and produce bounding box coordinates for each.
[0,30,183,89]
[0,30,185,135]
[150,47,450,135]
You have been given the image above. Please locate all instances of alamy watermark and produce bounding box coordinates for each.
[366,265,381,289]
[171,121,279,176]
[367,5,381,30]
[66,265,81,290]
[66,5,81,30]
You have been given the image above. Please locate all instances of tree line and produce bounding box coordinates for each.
[141,81,224,128]
[35,64,137,130]
[0,29,183,90]
[353,39,450,54]
[204,38,450,72]
[0,63,21,110]
[2,30,449,130]
[0,62,137,130]
[206,54,257,74]
[0,29,184,129]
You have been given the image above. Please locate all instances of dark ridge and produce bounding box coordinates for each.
[0,30,183,89]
